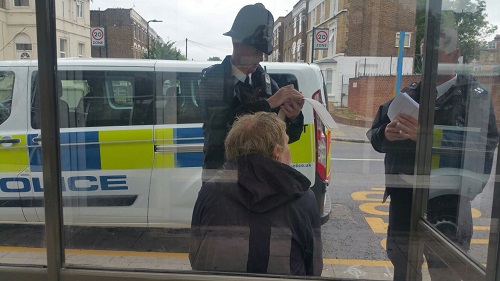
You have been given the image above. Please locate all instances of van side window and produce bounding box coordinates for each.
[31,71,155,129]
[158,72,201,124]
[0,71,15,126]
[269,73,299,90]
[30,72,70,129]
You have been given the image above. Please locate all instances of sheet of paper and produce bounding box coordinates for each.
[387,92,419,122]
[303,98,338,130]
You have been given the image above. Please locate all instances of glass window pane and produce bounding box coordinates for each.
[366,1,500,279]
[425,23,499,271]
[0,1,46,268]
[13,0,29,7]
[4,0,500,280]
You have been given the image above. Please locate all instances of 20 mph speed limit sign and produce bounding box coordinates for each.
[91,27,105,47]
[313,28,329,50]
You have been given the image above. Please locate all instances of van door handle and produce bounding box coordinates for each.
[0,138,20,144]
[32,136,42,144]
[0,136,21,148]
[155,144,204,153]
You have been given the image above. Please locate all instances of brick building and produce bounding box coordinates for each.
[273,0,416,107]
[480,34,500,65]
[90,8,162,59]
[270,0,307,62]
[310,0,416,107]
[271,17,285,62]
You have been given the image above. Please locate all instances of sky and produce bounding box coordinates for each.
[90,0,298,61]
[89,0,500,61]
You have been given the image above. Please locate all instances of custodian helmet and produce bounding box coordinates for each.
[223,3,274,55]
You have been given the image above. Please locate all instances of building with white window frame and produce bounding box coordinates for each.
[272,0,415,106]
[0,0,91,60]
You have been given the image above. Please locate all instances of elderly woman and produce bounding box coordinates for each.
[189,112,322,276]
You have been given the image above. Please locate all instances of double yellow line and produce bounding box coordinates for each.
[0,246,393,267]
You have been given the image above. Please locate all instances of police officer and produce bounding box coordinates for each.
[367,28,499,280]
[197,3,305,180]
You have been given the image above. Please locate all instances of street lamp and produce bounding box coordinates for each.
[147,19,163,59]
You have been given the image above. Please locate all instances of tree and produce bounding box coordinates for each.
[207,56,222,61]
[415,0,497,63]
[145,40,186,60]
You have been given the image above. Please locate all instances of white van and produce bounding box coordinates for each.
[0,59,332,227]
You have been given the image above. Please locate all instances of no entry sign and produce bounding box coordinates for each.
[313,28,329,50]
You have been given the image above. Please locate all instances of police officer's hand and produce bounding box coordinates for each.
[384,113,418,141]
[280,95,304,121]
[267,85,303,109]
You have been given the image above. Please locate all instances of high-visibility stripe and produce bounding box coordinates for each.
[22,123,316,172]
[431,129,443,169]
[154,128,175,169]
[289,123,314,164]
[0,134,28,173]
[99,129,153,170]
[29,132,101,172]
[174,127,203,168]
[326,129,332,178]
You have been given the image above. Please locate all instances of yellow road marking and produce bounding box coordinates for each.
[474,226,490,231]
[359,202,389,216]
[322,258,392,267]
[380,237,487,249]
[472,208,482,218]
[0,246,395,267]
[352,191,384,202]
[0,246,188,259]
[471,239,488,245]
[365,217,388,234]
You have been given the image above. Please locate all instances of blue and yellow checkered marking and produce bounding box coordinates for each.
[28,132,101,172]
[25,125,315,172]
[174,127,203,168]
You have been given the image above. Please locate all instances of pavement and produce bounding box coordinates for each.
[331,122,371,143]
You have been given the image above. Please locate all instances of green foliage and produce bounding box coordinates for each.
[145,40,186,60]
[415,0,497,63]
[415,0,426,56]
[207,56,222,61]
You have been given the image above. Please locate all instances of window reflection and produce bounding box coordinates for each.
[1,0,500,280]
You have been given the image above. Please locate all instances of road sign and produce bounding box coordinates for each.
[91,27,105,47]
[314,28,329,50]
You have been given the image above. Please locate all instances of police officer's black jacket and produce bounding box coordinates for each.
[367,74,499,199]
[197,56,304,172]
[189,154,323,276]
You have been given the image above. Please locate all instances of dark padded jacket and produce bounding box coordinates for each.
[189,154,323,276]
[197,56,304,173]
[367,75,499,200]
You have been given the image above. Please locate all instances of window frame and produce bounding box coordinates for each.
[59,38,67,58]
[16,43,32,51]
[395,31,411,48]
[13,0,29,7]
[0,71,15,126]
[330,0,338,17]
[77,43,84,58]
[76,0,83,18]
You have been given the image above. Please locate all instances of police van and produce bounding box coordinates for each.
[0,59,332,227]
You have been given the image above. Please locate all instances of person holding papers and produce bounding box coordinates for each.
[197,3,304,182]
[367,28,499,281]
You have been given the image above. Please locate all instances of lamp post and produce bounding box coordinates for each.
[147,19,162,59]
